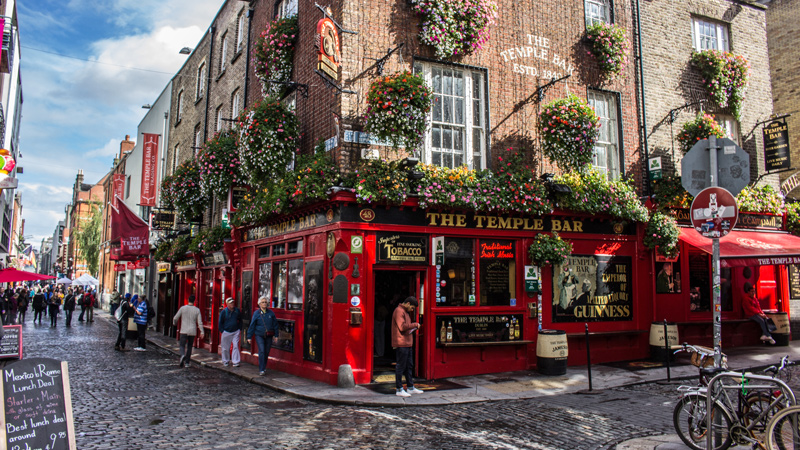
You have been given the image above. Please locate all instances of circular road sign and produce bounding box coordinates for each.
[690,187,738,239]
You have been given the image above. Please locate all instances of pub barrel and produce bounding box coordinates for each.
[649,321,679,361]
[765,311,790,346]
[536,329,568,375]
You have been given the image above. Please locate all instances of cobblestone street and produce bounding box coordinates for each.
[9,313,687,450]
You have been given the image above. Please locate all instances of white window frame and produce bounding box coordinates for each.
[216,105,224,132]
[692,17,730,52]
[415,62,487,170]
[236,13,247,52]
[276,0,298,18]
[194,125,203,156]
[197,62,206,100]
[588,90,621,180]
[585,0,611,26]
[231,89,241,120]
[176,91,184,123]
[173,145,180,173]
[219,33,228,73]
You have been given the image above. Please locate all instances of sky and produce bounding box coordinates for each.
[17,0,222,248]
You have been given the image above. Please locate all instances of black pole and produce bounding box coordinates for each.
[585,323,592,391]
[663,319,671,382]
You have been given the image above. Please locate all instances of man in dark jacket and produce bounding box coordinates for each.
[63,289,76,327]
[115,296,135,351]
[218,298,242,367]
[32,289,46,324]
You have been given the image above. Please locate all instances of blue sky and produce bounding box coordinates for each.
[17,0,221,247]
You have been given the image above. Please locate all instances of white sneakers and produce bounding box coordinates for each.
[133,347,146,351]
[396,387,424,397]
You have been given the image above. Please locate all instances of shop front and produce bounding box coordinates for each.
[196,252,233,353]
[235,193,653,385]
[174,257,197,339]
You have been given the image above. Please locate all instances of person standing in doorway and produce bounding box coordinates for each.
[246,297,278,376]
[391,296,423,397]
[173,295,204,367]
[218,297,242,367]
[132,295,148,351]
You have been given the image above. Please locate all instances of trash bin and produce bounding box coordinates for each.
[649,321,679,361]
[765,311,790,346]
[537,330,568,375]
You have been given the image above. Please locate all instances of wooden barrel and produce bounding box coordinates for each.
[537,330,568,375]
[649,322,679,361]
[765,312,790,346]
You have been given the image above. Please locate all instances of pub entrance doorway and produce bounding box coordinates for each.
[372,270,426,382]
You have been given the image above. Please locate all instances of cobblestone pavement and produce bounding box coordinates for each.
[13,316,708,450]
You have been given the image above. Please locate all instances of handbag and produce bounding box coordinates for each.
[259,312,275,338]
[766,317,778,333]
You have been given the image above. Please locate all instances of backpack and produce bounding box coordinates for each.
[146,301,156,323]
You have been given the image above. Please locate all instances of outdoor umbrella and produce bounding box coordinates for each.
[0,268,56,283]
[56,277,73,284]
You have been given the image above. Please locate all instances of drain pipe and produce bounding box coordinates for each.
[634,0,651,196]
[243,7,254,108]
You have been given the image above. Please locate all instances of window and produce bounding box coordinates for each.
[282,90,296,112]
[216,105,224,132]
[585,0,611,26]
[194,124,202,155]
[692,17,729,51]
[588,90,621,180]
[437,238,475,307]
[414,61,487,169]
[656,260,681,294]
[219,33,228,73]
[176,91,183,123]
[173,145,180,173]
[197,62,206,99]
[125,176,131,199]
[478,240,516,306]
[276,0,298,18]
[258,240,305,311]
[236,13,247,52]
[231,89,241,120]
[717,115,739,144]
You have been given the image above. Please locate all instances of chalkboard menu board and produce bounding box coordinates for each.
[0,324,22,359]
[435,314,523,346]
[1,358,76,449]
[789,265,800,300]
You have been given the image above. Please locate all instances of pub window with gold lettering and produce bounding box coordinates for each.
[553,255,632,323]
[479,240,516,307]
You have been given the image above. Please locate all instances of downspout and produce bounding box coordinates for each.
[204,26,216,144]
[243,6,254,108]
[635,0,650,196]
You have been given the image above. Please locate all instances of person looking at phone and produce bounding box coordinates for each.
[392,296,423,397]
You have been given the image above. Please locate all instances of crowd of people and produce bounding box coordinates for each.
[0,283,99,327]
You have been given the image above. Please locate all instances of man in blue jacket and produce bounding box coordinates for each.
[218,297,242,367]
[246,297,279,375]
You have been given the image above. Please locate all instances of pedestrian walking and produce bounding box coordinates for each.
[246,297,279,376]
[172,295,204,367]
[109,288,121,316]
[77,288,86,322]
[391,296,423,397]
[132,295,148,351]
[114,295,135,351]
[63,288,76,327]
[16,290,28,324]
[85,289,95,323]
[48,291,61,327]
[32,288,45,324]
[218,297,242,367]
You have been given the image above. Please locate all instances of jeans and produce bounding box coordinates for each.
[220,330,241,365]
[48,306,59,327]
[87,306,94,322]
[750,314,773,338]
[137,324,147,348]
[116,320,127,348]
[33,309,43,323]
[395,346,415,390]
[110,303,119,317]
[65,310,73,327]
[78,305,86,321]
[17,310,25,324]
[254,334,273,372]
[179,334,195,363]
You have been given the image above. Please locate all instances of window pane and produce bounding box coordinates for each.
[273,244,285,256]
[432,127,441,148]
[259,247,271,259]
[437,238,474,307]
[432,95,442,121]
[473,99,481,127]
[443,70,452,95]
[455,98,464,124]
[443,153,453,168]
[433,68,442,92]
[287,259,303,311]
[443,127,452,149]
[454,128,463,151]
[288,240,303,254]
[432,151,442,166]
[443,96,452,123]
[454,153,463,167]
[258,262,272,304]
[479,240,516,306]
[272,261,287,309]
[454,71,464,97]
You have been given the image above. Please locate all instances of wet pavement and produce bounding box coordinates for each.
[9,309,800,449]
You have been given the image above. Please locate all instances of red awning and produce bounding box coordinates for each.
[679,228,800,267]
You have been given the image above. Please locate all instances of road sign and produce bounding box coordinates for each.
[681,138,750,197]
[648,157,662,180]
[690,187,738,239]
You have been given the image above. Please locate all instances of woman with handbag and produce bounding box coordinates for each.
[743,282,775,345]
[246,297,279,376]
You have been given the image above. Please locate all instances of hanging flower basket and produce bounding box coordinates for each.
[643,211,680,258]
[364,71,433,151]
[677,113,725,153]
[539,94,600,171]
[189,226,230,254]
[691,50,749,120]
[160,174,176,210]
[736,184,784,214]
[651,175,693,209]
[585,22,630,80]
[344,158,411,205]
[554,169,649,223]
[236,99,300,185]
[410,0,498,59]
[253,15,299,98]
[528,233,572,267]
[787,203,800,236]
[197,130,244,200]
[171,160,208,222]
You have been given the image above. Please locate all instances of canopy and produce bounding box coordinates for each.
[72,273,100,286]
[56,277,73,284]
[0,268,56,283]
[678,228,800,267]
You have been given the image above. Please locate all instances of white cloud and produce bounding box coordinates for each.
[84,138,128,159]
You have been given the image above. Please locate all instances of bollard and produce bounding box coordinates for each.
[585,323,592,391]
[663,319,671,382]
[337,364,355,388]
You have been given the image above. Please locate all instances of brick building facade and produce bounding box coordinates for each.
[640,0,775,187]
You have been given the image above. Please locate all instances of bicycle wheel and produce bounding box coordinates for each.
[766,405,800,450]
[744,391,786,441]
[674,393,735,450]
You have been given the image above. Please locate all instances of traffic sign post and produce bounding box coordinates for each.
[690,187,738,239]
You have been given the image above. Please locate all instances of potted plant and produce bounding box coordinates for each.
[364,71,433,151]
[539,94,600,171]
[197,130,244,200]
[528,233,573,267]
[691,50,749,120]
[585,22,630,80]
[410,0,498,59]
[677,113,726,153]
[236,99,300,185]
[253,15,299,98]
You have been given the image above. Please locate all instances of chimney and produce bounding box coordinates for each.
[75,169,84,190]
[120,134,135,158]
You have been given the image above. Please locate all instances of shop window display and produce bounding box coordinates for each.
[479,240,516,306]
[438,238,474,307]
[655,259,681,294]
[688,253,710,312]
[287,259,304,310]
[272,261,287,309]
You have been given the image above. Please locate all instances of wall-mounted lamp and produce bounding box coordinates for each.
[179,47,192,55]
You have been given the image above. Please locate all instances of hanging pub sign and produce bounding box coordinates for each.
[552,255,633,323]
[764,120,791,172]
[376,233,428,264]
[316,17,341,80]
[114,263,126,272]
[789,265,800,300]
[151,209,176,230]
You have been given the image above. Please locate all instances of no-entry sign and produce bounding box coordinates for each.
[690,187,738,239]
